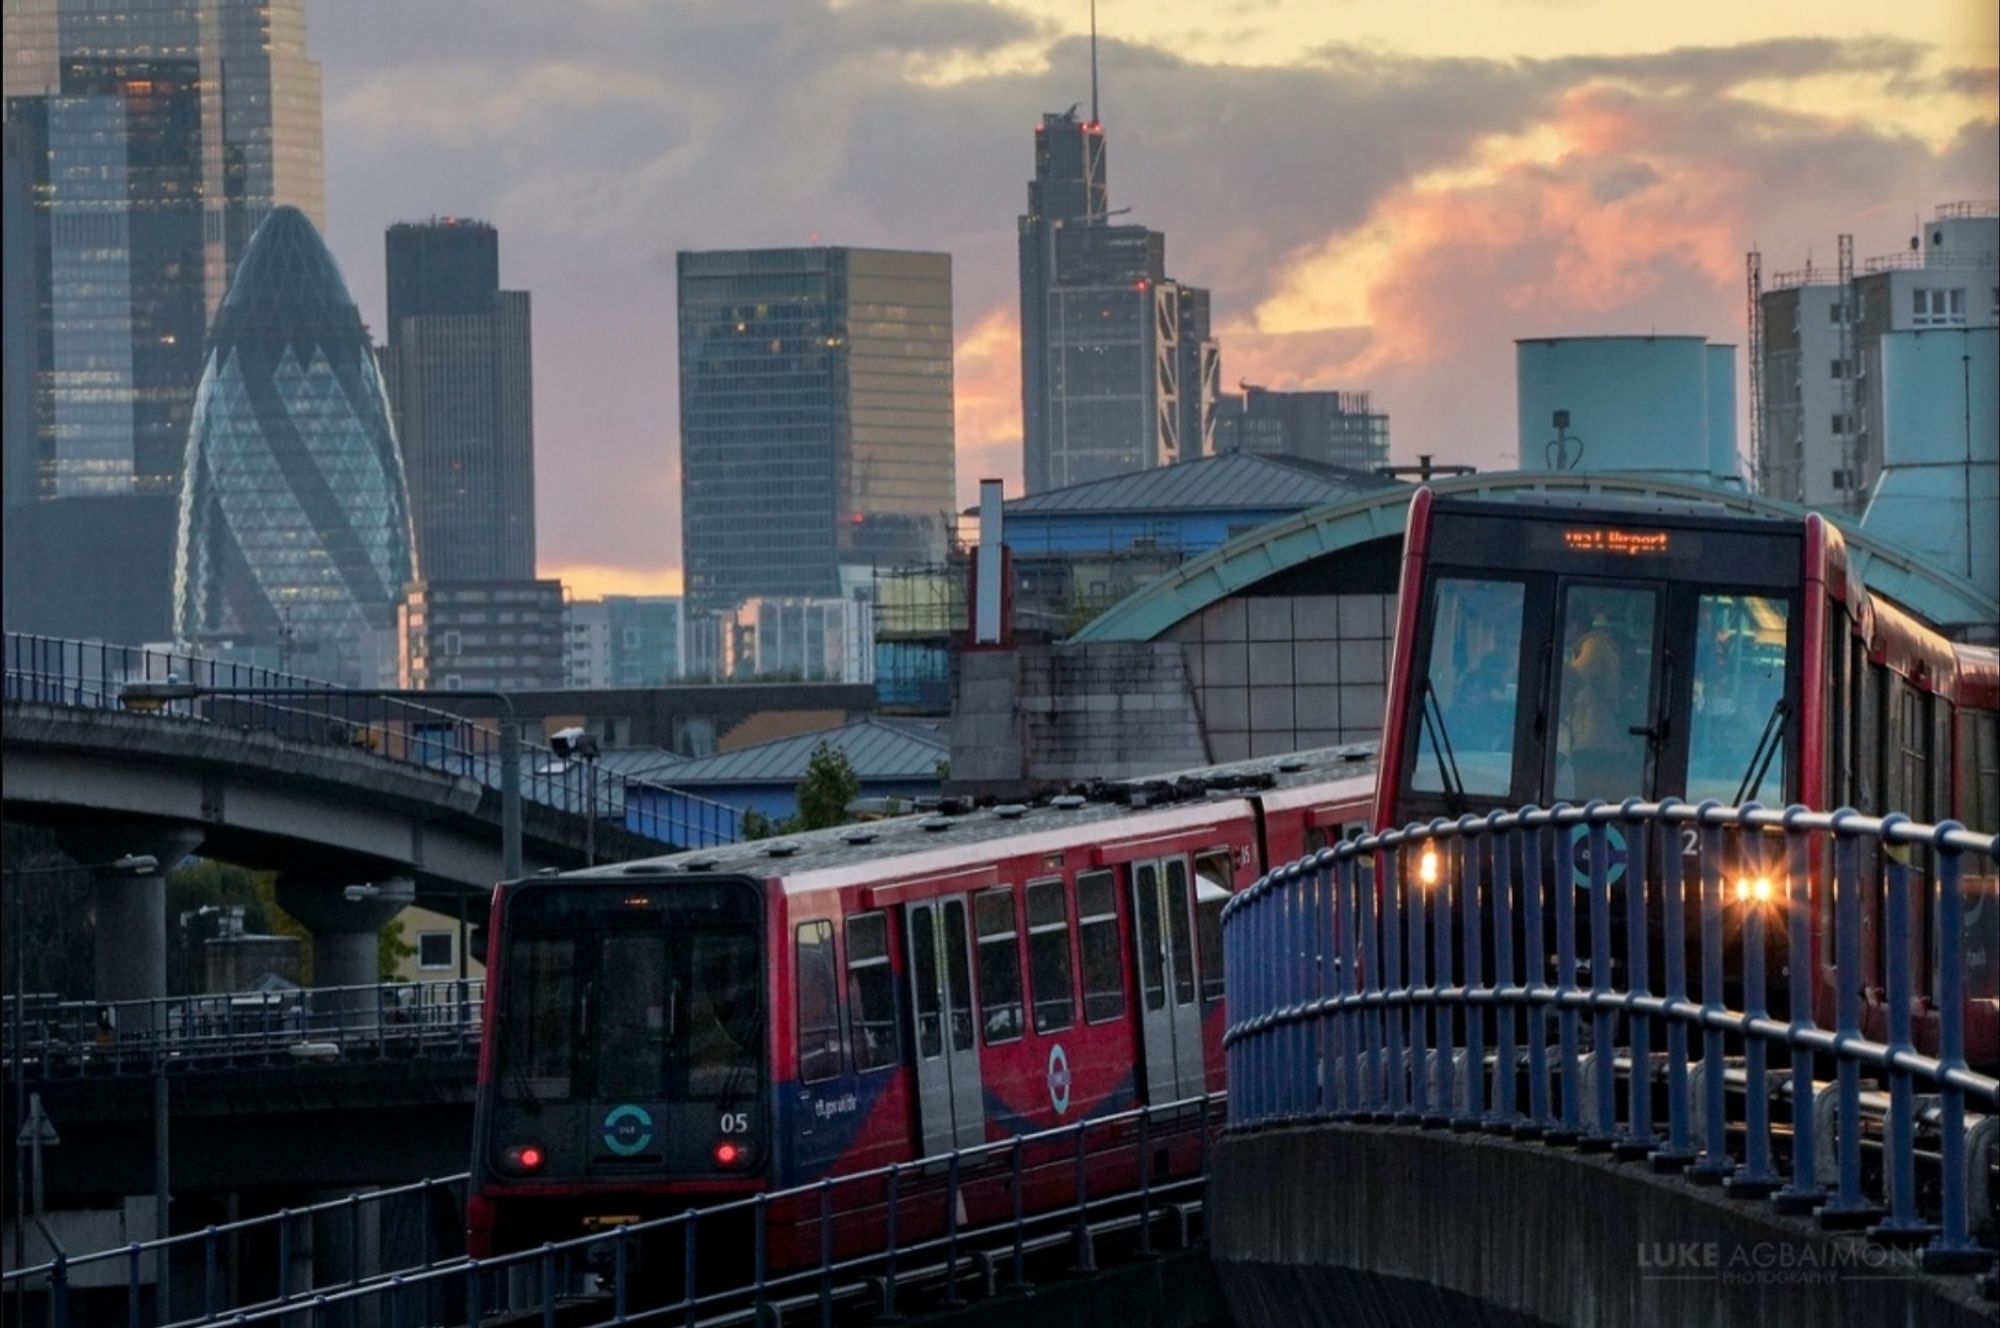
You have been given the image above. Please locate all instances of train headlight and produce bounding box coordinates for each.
[1418,846,1440,888]
[1735,878,1773,905]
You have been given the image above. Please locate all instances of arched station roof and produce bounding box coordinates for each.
[1072,471,1996,643]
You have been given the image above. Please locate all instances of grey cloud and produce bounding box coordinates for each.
[309,3,1997,572]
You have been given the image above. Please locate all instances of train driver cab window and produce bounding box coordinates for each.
[1553,584,1658,801]
[1077,871,1127,1023]
[1194,852,1232,1005]
[1027,880,1075,1032]
[1414,578,1526,798]
[796,921,842,1083]
[1685,594,1789,804]
[974,888,1025,1044]
[845,912,898,1072]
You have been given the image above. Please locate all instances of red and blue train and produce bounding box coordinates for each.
[467,746,1376,1260]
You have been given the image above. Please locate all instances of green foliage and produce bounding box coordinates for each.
[739,808,780,841]
[1,825,97,1001]
[379,917,417,979]
[792,740,860,832]
[251,875,316,985]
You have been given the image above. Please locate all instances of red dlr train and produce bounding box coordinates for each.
[468,746,1375,1259]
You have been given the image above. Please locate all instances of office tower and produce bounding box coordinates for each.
[1017,106,1217,493]
[174,207,415,684]
[2,0,324,641]
[382,219,536,581]
[566,596,691,688]
[1214,384,1391,472]
[677,247,955,610]
[1757,204,1999,510]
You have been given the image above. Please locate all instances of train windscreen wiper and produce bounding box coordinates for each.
[1419,677,1468,814]
[1731,697,1790,806]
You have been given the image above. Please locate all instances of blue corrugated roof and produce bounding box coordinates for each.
[661,717,948,786]
[1002,452,1400,516]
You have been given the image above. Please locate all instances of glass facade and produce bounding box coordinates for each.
[677,247,953,610]
[1017,109,1216,493]
[2,0,325,502]
[174,207,415,683]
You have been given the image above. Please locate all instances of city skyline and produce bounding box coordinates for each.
[19,0,1996,602]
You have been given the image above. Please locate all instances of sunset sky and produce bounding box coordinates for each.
[312,1,1999,599]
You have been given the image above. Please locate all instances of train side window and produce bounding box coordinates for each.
[973,888,1025,1045]
[1164,859,1197,1006]
[1963,710,2000,832]
[1304,827,1330,855]
[1077,870,1127,1023]
[845,912,898,1072]
[1194,852,1232,1005]
[795,920,842,1083]
[1027,879,1076,1032]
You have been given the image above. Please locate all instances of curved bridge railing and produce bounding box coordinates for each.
[1222,800,1999,1283]
[4,633,741,850]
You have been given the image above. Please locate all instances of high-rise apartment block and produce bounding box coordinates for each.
[677,247,954,609]
[1213,384,1389,473]
[399,579,566,692]
[1018,108,1217,492]
[1756,203,1999,509]
[565,596,690,689]
[382,219,536,581]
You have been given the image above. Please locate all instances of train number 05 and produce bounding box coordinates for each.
[719,1111,751,1134]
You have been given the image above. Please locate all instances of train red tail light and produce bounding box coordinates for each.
[502,1143,545,1174]
[713,1141,744,1168]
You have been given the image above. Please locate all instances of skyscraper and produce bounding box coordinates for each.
[383,218,536,581]
[1017,107,1217,493]
[175,207,415,683]
[677,247,955,609]
[2,0,324,640]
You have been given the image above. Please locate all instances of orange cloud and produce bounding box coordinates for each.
[954,305,1024,506]
[540,563,685,599]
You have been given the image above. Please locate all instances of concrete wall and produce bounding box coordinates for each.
[1163,593,1391,760]
[1016,642,1209,782]
[1210,1123,1993,1328]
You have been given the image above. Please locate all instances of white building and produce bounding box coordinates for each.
[1757,201,1999,510]
[734,596,875,684]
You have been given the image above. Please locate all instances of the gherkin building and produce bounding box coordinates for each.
[174,207,416,680]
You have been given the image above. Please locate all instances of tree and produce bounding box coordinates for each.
[379,917,417,979]
[739,808,780,841]
[792,741,860,832]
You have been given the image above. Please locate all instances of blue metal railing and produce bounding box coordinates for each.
[1223,800,2000,1278]
[4,1093,1221,1327]
[4,633,741,850]
[3,979,484,1077]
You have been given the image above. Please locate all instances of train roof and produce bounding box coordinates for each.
[549,744,1379,891]
[1431,491,1804,531]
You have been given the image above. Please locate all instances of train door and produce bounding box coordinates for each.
[1544,579,1668,805]
[1130,859,1204,1104]
[905,896,985,1154]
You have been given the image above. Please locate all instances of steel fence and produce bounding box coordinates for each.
[4,633,741,850]
[3,980,484,1076]
[4,1094,1221,1327]
[1223,799,2000,1279]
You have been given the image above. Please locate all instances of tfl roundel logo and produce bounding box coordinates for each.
[1047,1043,1073,1115]
[601,1103,655,1156]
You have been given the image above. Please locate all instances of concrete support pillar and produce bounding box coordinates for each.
[274,877,413,1028]
[54,826,201,1034]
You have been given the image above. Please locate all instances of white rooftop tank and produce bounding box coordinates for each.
[1515,336,1741,486]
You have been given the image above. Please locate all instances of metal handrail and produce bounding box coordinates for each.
[7,1093,1223,1326]
[4,633,743,850]
[3,979,486,1075]
[1222,798,1999,1276]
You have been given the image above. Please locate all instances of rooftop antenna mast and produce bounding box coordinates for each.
[1090,0,1099,125]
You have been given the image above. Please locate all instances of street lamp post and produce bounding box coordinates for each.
[118,684,524,880]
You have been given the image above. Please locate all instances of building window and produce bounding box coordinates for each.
[443,630,462,657]
[443,675,462,691]
[1830,413,1850,436]
[417,932,453,971]
[1829,359,1846,380]
[1913,287,1965,327]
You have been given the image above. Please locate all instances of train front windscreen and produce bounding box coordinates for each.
[481,877,766,1188]
[1391,499,1805,823]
